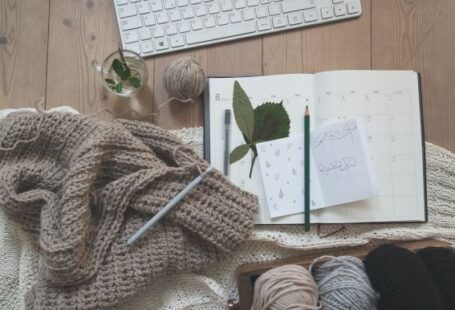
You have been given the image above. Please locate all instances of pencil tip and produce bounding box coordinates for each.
[305,106,309,115]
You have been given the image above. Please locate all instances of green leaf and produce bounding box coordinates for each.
[112,59,131,80]
[112,59,125,76]
[104,78,116,85]
[230,144,250,164]
[115,83,123,93]
[233,81,255,144]
[121,67,131,80]
[129,77,141,88]
[252,101,290,142]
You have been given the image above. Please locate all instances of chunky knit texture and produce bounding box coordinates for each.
[0,112,258,310]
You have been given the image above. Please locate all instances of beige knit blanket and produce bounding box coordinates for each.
[0,110,257,310]
[1,109,455,309]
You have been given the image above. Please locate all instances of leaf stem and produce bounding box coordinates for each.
[249,153,257,178]
[118,47,130,72]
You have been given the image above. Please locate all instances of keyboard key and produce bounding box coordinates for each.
[152,25,165,37]
[203,15,217,27]
[195,5,207,16]
[130,0,141,3]
[229,11,242,23]
[126,42,141,53]
[346,1,360,14]
[221,0,233,11]
[257,18,272,31]
[234,0,246,9]
[334,3,346,16]
[243,7,255,20]
[178,20,191,32]
[120,16,142,30]
[216,12,229,25]
[169,9,182,21]
[282,0,315,13]
[268,3,281,15]
[186,20,256,44]
[177,0,189,6]
[169,35,185,47]
[207,2,220,14]
[139,27,152,40]
[332,0,344,3]
[123,30,139,43]
[155,37,169,50]
[191,0,202,3]
[288,11,303,25]
[190,18,203,30]
[272,15,287,27]
[150,0,163,11]
[303,9,318,22]
[117,0,129,5]
[142,13,156,26]
[321,6,333,19]
[118,5,137,18]
[136,3,150,14]
[165,23,178,35]
[256,6,267,18]
[164,0,176,9]
[181,6,194,18]
[141,40,154,53]
[261,0,272,3]
[156,11,169,23]
[247,0,259,6]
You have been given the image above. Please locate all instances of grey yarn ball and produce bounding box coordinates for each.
[310,256,378,310]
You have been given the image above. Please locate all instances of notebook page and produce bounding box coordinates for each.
[311,119,379,207]
[256,135,325,218]
[207,75,316,224]
[312,70,425,223]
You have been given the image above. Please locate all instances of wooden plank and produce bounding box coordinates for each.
[263,0,371,74]
[235,239,451,310]
[154,38,263,129]
[372,0,455,152]
[46,0,155,119]
[0,0,49,109]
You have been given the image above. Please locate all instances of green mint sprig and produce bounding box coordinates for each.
[104,58,141,94]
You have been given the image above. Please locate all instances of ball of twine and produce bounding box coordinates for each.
[251,264,321,310]
[310,255,377,310]
[364,244,444,310]
[163,57,206,103]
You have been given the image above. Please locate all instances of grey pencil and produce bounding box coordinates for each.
[224,109,231,176]
[128,166,215,245]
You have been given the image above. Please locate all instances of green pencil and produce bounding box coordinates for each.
[304,106,310,232]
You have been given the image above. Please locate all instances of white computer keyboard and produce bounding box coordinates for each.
[114,0,362,57]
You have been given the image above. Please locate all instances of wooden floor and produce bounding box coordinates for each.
[1,0,455,152]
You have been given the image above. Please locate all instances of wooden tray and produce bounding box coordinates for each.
[233,240,451,310]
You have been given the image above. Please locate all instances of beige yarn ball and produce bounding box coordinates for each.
[251,264,321,310]
[163,57,206,102]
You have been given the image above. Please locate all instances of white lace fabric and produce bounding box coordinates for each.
[1,110,455,309]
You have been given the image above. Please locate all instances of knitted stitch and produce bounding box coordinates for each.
[0,112,258,310]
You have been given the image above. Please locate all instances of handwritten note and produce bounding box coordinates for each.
[312,119,379,207]
[257,119,378,218]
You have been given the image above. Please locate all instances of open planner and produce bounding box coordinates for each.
[204,71,427,224]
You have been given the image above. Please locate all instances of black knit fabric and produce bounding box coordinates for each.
[364,244,444,310]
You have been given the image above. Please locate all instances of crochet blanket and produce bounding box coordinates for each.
[1,109,455,310]
[0,111,257,309]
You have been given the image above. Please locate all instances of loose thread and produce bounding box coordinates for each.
[0,98,46,152]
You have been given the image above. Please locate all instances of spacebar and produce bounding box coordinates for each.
[186,22,256,45]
